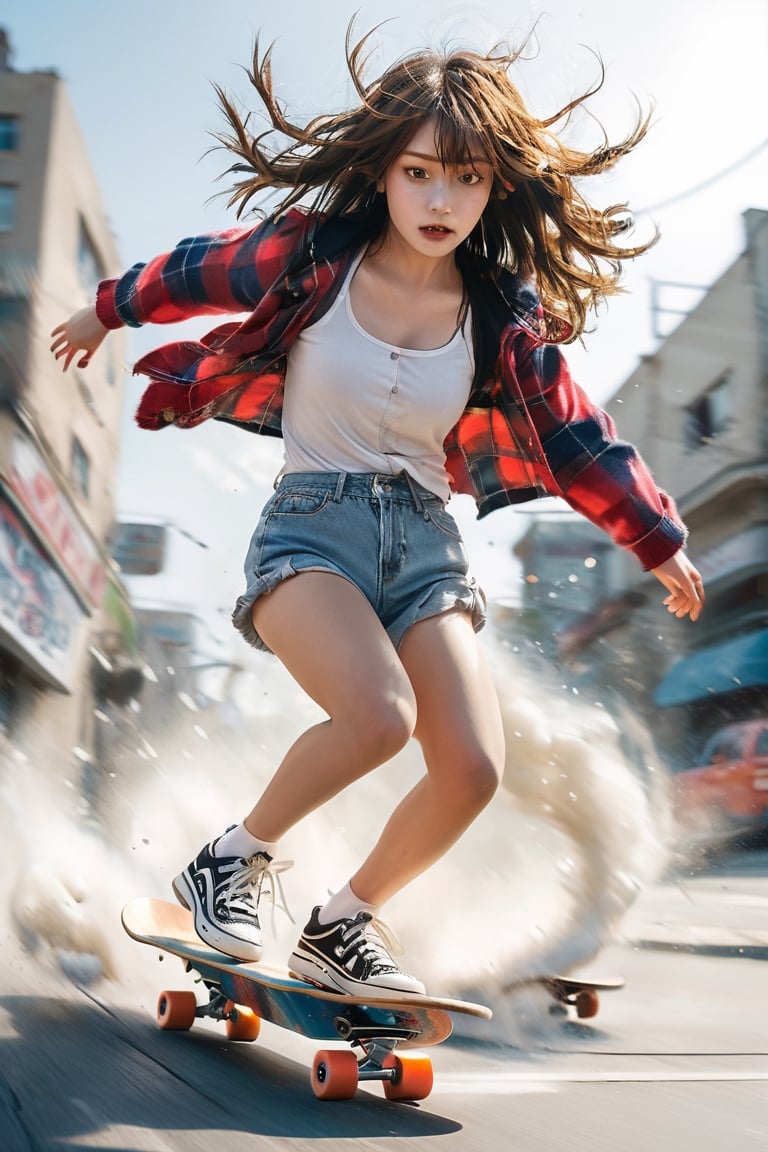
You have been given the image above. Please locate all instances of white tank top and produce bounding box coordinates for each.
[281,249,474,501]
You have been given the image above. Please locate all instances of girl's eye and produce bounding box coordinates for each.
[459,171,483,186]
[405,166,429,180]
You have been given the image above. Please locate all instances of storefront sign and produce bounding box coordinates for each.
[7,434,104,606]
[0,497,85,691]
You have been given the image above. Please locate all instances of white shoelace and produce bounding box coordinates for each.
[217,854,295,930]
[338,913,404,974]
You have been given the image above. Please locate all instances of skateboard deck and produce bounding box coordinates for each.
[122,897,492,1101]
[502,972,626,1018]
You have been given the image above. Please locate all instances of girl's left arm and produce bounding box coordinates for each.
[517,337,704,620]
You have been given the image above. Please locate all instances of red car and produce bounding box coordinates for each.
[674,719,768,843]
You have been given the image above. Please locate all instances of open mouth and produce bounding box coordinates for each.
[420,225,453,235]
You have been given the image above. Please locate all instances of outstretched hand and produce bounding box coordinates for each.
[651,551,705,621]
[50,305,107,371]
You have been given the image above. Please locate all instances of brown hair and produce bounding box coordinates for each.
[214,26,656,340]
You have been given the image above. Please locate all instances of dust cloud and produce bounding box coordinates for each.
[2,624,671,1034]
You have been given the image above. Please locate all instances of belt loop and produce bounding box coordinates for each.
[404,471,426,515]
[332,471,347,502]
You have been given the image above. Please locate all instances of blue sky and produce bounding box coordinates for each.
[4,0,767,627]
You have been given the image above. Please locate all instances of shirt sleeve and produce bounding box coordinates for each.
[94,210,312,330]
[516,335,688,570]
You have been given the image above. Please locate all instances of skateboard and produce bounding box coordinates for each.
[121,897,492,1102]
[502,973,626,1018]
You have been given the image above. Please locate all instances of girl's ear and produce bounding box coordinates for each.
[496,179,515,200]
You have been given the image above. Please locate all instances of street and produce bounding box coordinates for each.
[1,850,767,1151]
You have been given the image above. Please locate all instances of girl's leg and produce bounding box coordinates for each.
[288,607,503,996]
[244,571,418,839]
[349,608,505,906]
[174,570,417,965]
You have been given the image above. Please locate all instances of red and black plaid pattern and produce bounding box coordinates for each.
[95,209,686,570]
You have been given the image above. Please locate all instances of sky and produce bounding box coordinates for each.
[4,0,768,644]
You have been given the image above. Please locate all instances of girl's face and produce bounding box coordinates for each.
[380,119,493,260]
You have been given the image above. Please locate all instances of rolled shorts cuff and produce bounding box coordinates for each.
[232,563,486,654]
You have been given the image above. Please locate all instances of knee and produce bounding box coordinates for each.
[455,750,503,812]
[348,691,417,764]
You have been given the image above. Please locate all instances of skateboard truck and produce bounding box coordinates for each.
[337,1038,399,1085]
[333,1014,421,1044]
[192,985,235,1024]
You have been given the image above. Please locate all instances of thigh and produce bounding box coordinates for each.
[398,610,505,775]
[251,570,416,720]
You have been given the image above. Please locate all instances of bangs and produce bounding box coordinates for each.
[431,110,489,170]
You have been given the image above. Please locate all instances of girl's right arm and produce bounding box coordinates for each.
[50,210,312,371]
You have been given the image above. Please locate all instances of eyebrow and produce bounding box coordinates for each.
[401,149,488,166]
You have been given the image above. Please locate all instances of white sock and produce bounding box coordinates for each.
[214,823,276,860]
[318,881,378,925]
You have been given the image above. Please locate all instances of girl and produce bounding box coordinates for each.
[51,31,704,998]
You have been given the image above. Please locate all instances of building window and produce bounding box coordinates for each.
[684,371,732,448]
[77,217,105,295]
[0,116,19,151]
[71,435,90,499]
[0,184,16,231]
[111,522,167,576]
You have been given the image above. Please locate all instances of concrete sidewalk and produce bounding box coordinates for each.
[622,872,768,957]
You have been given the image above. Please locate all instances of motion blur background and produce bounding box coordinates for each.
[0,0,766,991]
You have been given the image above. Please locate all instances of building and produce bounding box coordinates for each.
[0,29,133,770]
[513,208,768,762]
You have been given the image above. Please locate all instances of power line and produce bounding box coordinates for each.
[637,138,768,215]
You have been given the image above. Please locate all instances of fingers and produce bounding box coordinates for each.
[50,327,78,372]
[662,575,704,621]
[652,554,705,622]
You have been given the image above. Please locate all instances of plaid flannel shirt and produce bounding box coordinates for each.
[96,209,687,570]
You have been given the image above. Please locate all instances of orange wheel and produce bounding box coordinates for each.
[156,990,197,1030]
[311,1049,359,1101]
[382,1052,434,1101]
[224,1002,261,1042]
[575,989,600,1019]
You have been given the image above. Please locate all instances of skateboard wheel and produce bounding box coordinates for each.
[156,990,197,1030]
[224,1002,261,1042]
[382,1052,434,1101]
[311,1049,359,1101]
[575,989,600,1019]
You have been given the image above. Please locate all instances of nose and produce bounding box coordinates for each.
[428,174,452,213]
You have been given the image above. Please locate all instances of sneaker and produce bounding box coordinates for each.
[289,906,426,998]
[172,833,292,962]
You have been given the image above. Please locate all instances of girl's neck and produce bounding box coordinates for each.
[367,228,462,294]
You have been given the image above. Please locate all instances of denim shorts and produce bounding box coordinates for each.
[232,470,486,653]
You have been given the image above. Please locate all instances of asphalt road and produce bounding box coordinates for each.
[2,851,767,1152]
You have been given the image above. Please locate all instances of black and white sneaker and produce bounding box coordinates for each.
[172,834,292,962]
[289,907,426,998]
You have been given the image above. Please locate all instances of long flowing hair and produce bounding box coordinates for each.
[214,25,656,340]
